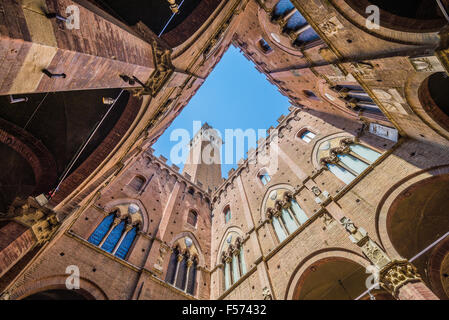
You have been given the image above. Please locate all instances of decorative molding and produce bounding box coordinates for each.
[379,260,422,298]
[133,40,174,97]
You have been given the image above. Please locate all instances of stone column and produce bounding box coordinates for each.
[112,224,133,255]
[379,260,439,300]
[173,253,185,286]
[98,218,120,247]
[184,258,193,292]
[326,201,439,300]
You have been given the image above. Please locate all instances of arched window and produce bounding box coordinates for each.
[264,189,309,243]
[165,237,199,296]
[298,130,316,143]
[88,213,115,246]
[129,176,145,192]
[304,90,320,101]
[221,235,246,291]
[258,38,273,54]
[187,210,198,227]
[271,0,321,48]
[87,204,142,260]
[330,85,385,118]
[224,206,231,224]
[319,138,382,184]
[258,169,271,185]
[188,187,194,195]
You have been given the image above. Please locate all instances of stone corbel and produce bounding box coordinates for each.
[133,40,174,97]
[5,197,60,245]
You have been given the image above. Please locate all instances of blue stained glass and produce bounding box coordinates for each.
[274,0,295,17]
[350,144,381,163]
[286,12,307,30]
[338,154,369,175]
[101,220,125,253]
[327,163,356,185]
[296,28,320,44]
[115,227,137,260]
[88,214,114,246]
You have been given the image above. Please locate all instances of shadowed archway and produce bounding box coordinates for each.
[387,174,449,299]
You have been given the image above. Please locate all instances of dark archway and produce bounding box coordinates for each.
[387,174,449,299]
[87,0,222,47]
[293,258,369,300]
[0,89,133,209]
[22,289,91,300]
[344,0,448,33]
[419,72,449,133]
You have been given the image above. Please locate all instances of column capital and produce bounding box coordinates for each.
[379,260,422,298]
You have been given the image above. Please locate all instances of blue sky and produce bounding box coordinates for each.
[153,45,291,178]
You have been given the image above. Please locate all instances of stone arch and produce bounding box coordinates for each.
[427,236,449,299]
[399,71,449,142]
[0,118,57,211]
[327,0,442,46]
[10,275,108,300]
[375,165,449,298]
[375,165,449,258]
[310,132,353,169]
[103,199,150,233]
[285,249,371,300]
[215,226,245,266]
[162,0,223,49]
[168,231,205,267]
[260,183,295,221]
[343,0,447,33]
[418,71,449,137]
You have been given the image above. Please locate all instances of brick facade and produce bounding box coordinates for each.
[1,0,449,300]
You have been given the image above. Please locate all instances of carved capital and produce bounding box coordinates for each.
[379,260,422,298]
[7,197,60,245]
[262,287,273,300]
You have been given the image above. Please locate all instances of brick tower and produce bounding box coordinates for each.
[182,123,223,192]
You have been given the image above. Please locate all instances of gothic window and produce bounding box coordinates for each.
[129,176,145,192]
[298,130,316,143]
[87,204,142,260]
[258,168,271,185]
[258,38,273,54]
[187,210,198,227]
[221,235,246,291]
[88,213,114,246]
[188,187,195,195]
[330,85,385,118]
[271,0,321,48]
[165,237,199,296]
[319,138,382,184]
[266,189,309,243]
[224,206,231,223]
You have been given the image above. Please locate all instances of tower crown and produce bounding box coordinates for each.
[183,123,223,192]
